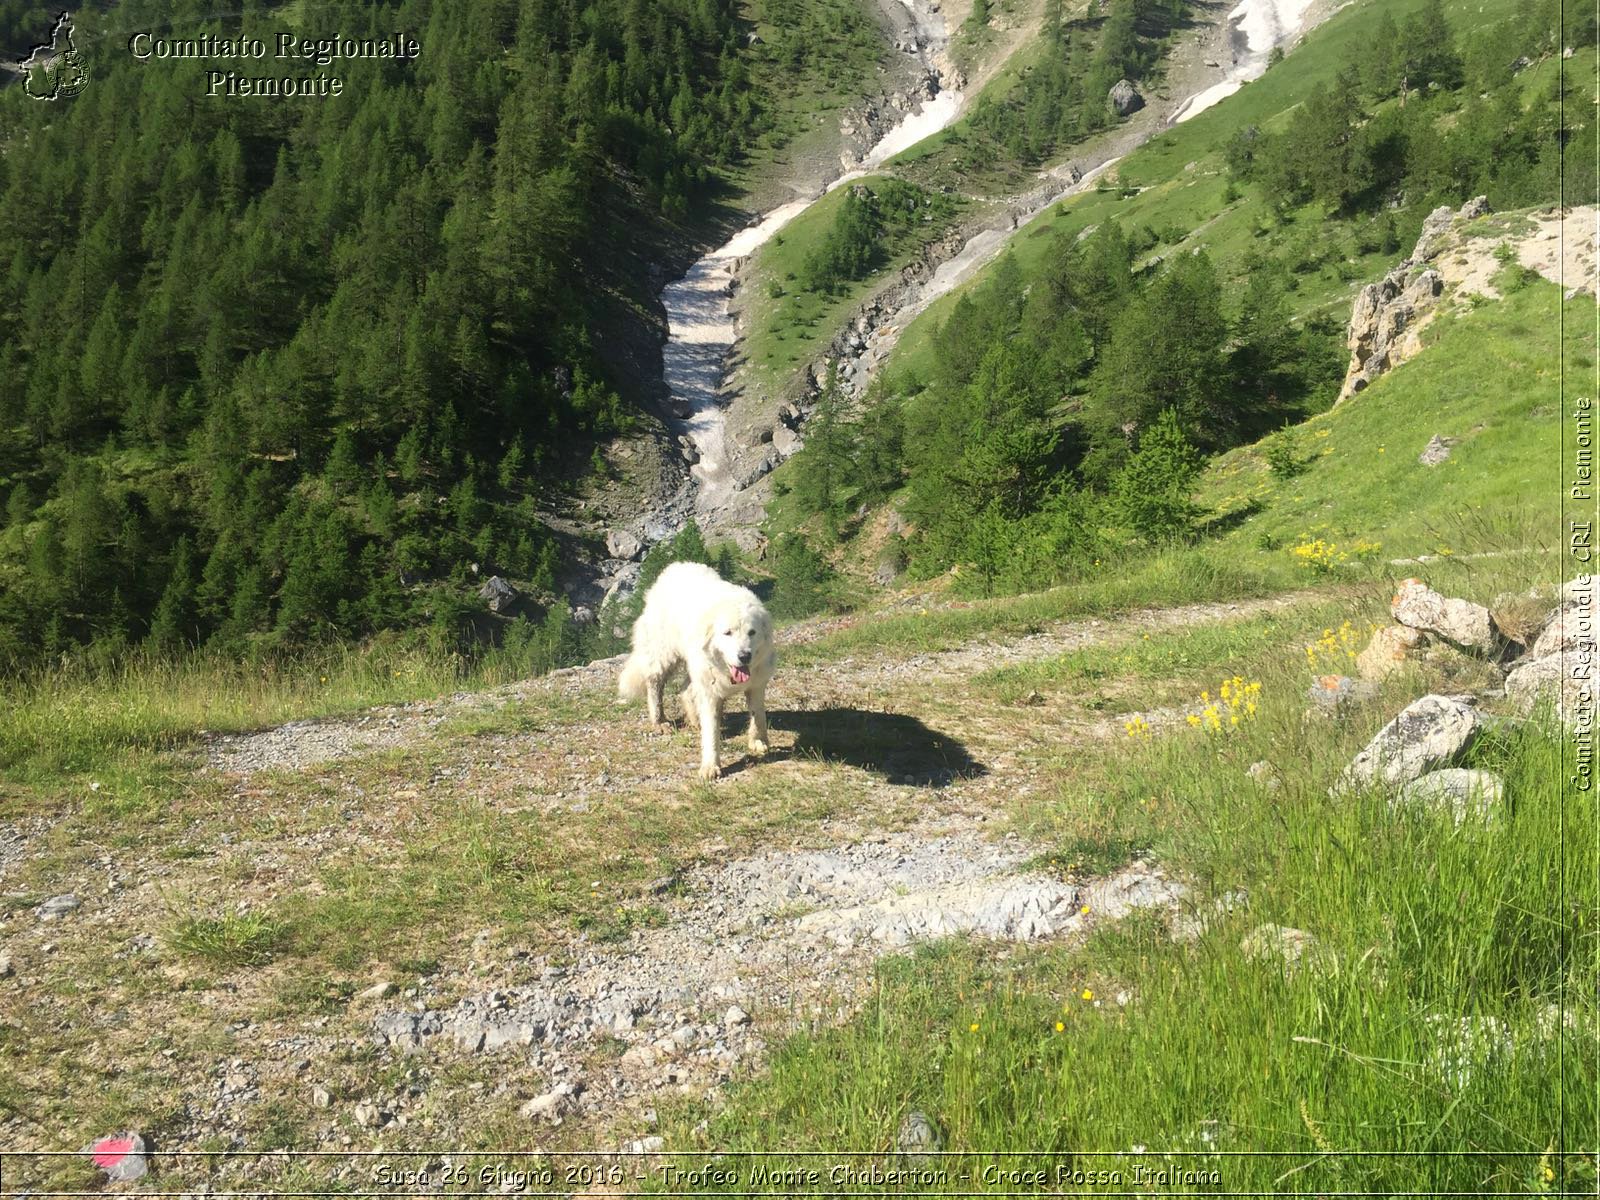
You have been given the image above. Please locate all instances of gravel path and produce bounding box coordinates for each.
[370,827,1196,1113]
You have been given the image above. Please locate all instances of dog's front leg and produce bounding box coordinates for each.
[697,688,723,781]
[747,686,769,756]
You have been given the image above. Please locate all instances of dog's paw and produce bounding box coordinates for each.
[698,761,722,782]
[748,738,769,757]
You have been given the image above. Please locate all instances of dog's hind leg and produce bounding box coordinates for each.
[645,674,668,729]
[678,686,697,728]
[746,685,769,757]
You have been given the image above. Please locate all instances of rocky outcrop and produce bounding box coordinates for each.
[1337,196,1490,401]
[1109,79,1143,116]
[1418,434,1457,466]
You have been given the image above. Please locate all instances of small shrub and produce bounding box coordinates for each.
[1264,429,1306,479]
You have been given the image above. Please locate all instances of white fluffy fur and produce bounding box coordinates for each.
[617,562,776,780]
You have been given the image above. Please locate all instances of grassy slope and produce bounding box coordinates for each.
[1196,272,1575,566]
[886,0,1583,383]
[738,181,970,400]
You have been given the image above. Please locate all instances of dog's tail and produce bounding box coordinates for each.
[617,653,647,702]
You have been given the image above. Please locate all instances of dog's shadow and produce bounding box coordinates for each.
[720,707,985,788]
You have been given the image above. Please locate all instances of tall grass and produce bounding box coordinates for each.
[0,634,582,787]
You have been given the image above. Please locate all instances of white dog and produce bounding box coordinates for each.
[617,562,775,780]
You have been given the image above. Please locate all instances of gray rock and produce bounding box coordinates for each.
[1418,434,1457,466]
[1506,653,1593,721]
[312,1086,332,1109]
[1306,674,1376,714]
[1108,79,1143,116]
[0,952,12,978]
[896,1110,943,1163]
[1246,761,1281,792]
[772,425,802,457]
[353,1102,387,1129]
[620,1135,665,1155]
[606,529,644,561]
[1394,769,1504,824]
[1339,265,1446,400]
[37,893,80,920]
[477,575,518,614]
[355,980,395,1003]
[83,1133,148,1183]
[1241,924,1322,972]
[1530,600,1594,659]
[520,1082,580,1123]
[873,558,899,587]
[723,1004,751,1028]
[1341,694,1481,790]
[1458,195,1491,221]
[1391,579,1499,654]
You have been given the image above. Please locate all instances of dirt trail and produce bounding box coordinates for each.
[206,591,1312,776]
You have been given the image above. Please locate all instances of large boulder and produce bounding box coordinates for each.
[1530,600,1594,659]
[478,575,518,614]
[1108,79,1143,116]
[1356,624,1426,681]
[605,528,644,561]
[1340,694,1480,790]
[1391,579,1500,655]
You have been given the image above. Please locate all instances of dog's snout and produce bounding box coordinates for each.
[738,650,753,666]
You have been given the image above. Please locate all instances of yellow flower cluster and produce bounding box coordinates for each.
[1347,537,1383,560]
[1185,676,1261,732]
[1304,621,1365,671]
[1124,714,1153,739]
[1290,537,1346,573]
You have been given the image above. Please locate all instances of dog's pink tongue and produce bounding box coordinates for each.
[730,665,750,684]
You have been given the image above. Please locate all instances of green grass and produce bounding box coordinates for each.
[1197,275,1577,565]
[740,179,969,399]
[0,639,580,792]
[785,542,1311,666]
[971,596,1359,706]
[166,911,287,968]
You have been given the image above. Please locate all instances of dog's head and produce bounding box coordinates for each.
[704,594,771,686]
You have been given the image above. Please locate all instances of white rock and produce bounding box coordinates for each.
[1393,769,1504,824]
[1391,579,1499,654]
[1240,924,1322,972]
[355,981,395,1003]
[520,1083,579,1123]
[1530,600,1595,659]
[1341,695,1480,790]
[723,1004,751,1028]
